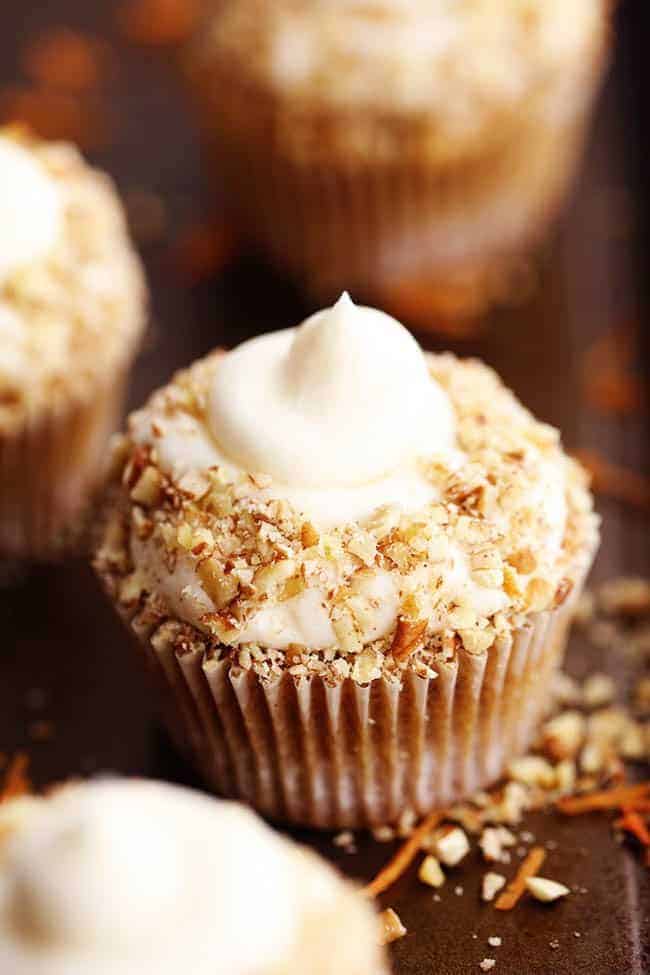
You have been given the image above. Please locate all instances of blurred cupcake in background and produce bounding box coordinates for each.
[186,0,610,317]
[0,778,387,974]
[0,128,146,561]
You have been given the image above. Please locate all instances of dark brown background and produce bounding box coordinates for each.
[0,2,648,973]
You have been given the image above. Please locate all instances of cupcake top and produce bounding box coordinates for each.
[190,0,608,161]
[96,295,598,684]
[0,779,384,975]
[0,129,146,432]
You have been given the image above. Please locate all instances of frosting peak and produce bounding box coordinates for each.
[0,135,63,285]
[209,293,456,487]
[0,780,299,975]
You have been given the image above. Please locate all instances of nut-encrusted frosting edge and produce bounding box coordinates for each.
[0,131,146,432]
[95,309,598,685]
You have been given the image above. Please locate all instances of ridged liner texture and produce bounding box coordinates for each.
[0,363,133,561]
[118,584,581,829]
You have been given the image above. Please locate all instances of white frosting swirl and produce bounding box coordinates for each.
[0,780,302,975]
[0,135,63,285]
[210,292,455,487]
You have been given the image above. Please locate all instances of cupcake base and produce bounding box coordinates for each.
[0,365,132,561]
[118,591,577,829]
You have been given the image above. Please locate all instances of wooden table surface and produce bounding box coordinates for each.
[1,2,648,973]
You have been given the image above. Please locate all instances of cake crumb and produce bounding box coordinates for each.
[454,885,464,896]
[487,936,502,948]
[549,939,560,950]
[418,855,445,888]
[479,959,496,971]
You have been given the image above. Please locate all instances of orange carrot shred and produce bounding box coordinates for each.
[613,810,650,847]
[0,753,32,802]
[362,809,445,898]
[495,846,546,911]
[556,782,650,815]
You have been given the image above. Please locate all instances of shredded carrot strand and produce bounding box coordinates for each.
[0,753,31,802]
[495,846,546,911]
[362,809,445,898]
[556,782,650,815]
[613,810,650,847]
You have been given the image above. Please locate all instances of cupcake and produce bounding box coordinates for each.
[0,779,386,974]
[0,128,146,560]
[95,294,599,828]
[185,0,610,302]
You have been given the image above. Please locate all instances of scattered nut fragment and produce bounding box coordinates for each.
[542,711,586,760]
[391,618,427,661]
[487,936,502,948]
[583,673,616,708]
[130,465,163,506]
[482,872,506,902]
[372,825,395,843]
[507,756,556,789]
[525,877,570,903]
[479,959,496,971]
[332,830,354,849]
[418,855,445,889]
[479,827,516,863]
[433,826,470,867]
[378,908,406,945]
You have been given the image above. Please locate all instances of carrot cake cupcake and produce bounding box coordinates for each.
[186,0,610,302]
[0,778,386,974]
[95,294,599,827]
[0,128,146,560]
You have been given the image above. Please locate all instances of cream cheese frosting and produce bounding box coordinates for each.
[131,293,459,529]
[102,297,598,671]
[0,135,63,286]
[0,780,381,975]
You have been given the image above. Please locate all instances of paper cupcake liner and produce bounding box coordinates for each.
[123,592,577,829]
[192,56,606,302]
[0,364,133,561]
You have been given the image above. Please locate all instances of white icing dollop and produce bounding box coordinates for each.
[209,292,456,487]
[0,136,63,285]
[0,780,300,975]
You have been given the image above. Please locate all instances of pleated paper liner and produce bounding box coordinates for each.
[119,581,581,829]
[0,361,132,562]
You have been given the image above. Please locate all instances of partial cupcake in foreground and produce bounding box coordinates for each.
[186,0,610,303]
[95,294,599,828]
[0,128,146,560]
[0,779,385,974]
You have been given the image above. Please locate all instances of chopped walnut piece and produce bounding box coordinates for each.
[300,521,320,548]
[479,959,496,972]
[378,908,406,945]
[433,826,470,867]
[198,559,238,609]
[583,673,615,708]
[525,877,570,903]
[482,872,507,902]
[418,854,446,888]
[507,756,556,789]
[390,618,427,661]
[542,711,586,760]
[130,465,163,507]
